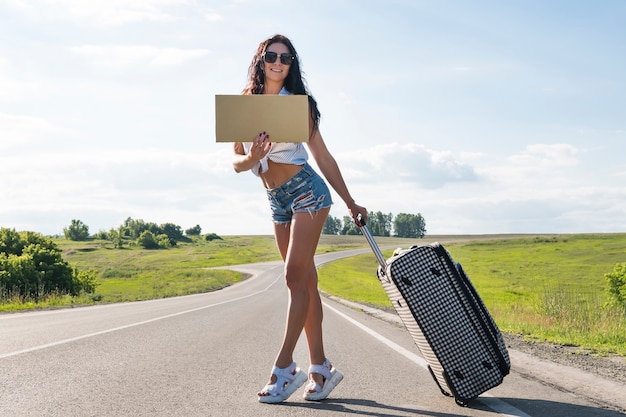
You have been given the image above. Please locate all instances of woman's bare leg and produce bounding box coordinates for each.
[303,263,325,366]
[259,208,329,393]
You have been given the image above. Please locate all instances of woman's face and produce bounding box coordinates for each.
[263,42,292,85]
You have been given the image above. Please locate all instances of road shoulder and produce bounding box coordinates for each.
[324,294,626,413]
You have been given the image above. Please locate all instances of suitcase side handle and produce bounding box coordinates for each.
[357,214,387,270]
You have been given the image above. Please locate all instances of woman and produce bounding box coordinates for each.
[232,34,368,403]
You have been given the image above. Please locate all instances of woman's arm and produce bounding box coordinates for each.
[307,127,367,224]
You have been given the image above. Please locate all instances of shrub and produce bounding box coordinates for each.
[605,262,626,307]
[205,233,223,242]
[137,231,172,249]
[94,230,108,240]
[72,267,99,295]
[156,234,173,249]
[0,228,95,300]
[137,231,159,249]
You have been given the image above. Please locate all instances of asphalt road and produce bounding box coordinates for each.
[1,248,624,417]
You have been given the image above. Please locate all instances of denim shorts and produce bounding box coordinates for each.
[266,163,333,223]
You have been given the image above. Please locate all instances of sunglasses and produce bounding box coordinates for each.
[263,51,295,65]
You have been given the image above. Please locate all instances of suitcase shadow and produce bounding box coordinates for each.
[475,397,626,417]
[283,397,625,417]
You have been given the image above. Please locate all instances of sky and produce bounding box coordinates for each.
[1,0,625,237]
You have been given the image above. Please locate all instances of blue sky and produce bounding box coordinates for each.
[1,0,625,236]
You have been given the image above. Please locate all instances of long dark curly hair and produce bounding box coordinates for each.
[242,34,321,134]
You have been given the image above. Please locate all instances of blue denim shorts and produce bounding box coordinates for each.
[266,163,333,223]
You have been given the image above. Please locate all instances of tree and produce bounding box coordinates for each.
[63,219,90,241]
[122,217,154,239]
[367,211,393,237]
[185,225,202,236]
[107,227,124,249]
[323,215,342,235]
[23,241,74,295]
[341,216,360,235]
[0,228,23,255]
[394,213,427,238]
[160,223,183,241]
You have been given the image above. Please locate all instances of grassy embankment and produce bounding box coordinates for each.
[1,233,624,356]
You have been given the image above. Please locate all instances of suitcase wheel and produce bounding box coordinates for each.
[455,398,469,407]
[427,365,452,397]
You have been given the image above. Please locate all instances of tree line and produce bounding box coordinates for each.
[65,217,222,249]
[1,217,223,301]
[64,211,427,248]
[323,211,426,238]
[7,217,626,310]
[1,211,425,302]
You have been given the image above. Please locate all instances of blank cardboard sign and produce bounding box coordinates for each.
[215,95,309,142]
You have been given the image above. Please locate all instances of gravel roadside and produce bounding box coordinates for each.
[504,333,626,385]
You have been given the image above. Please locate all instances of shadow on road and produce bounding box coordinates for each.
[282,398,474,417]
[280,397,626,417]
[482,397,626,417]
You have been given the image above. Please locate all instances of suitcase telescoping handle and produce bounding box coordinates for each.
[357,214,387,270]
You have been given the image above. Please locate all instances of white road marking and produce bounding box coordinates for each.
[324,301,532,417]
[0,272,283,360]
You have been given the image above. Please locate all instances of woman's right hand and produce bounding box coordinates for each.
[248,131,272,162]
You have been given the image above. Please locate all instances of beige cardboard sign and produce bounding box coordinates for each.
[215,95,310,142]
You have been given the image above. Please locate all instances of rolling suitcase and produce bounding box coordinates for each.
[358,218,510,406]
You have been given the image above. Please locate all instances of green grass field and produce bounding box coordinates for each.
[318,234,626,356]
[1,233,624,356]
[60,236,282,302]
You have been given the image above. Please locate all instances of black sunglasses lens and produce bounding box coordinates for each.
[264,52,277,63]
[280,53,294,64]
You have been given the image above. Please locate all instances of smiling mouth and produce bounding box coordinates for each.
[270,68,283,72]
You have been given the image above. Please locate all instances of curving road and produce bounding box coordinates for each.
[1,248,624,416]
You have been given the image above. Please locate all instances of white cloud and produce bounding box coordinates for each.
[1,140,624,236]
[467,143,583,198]
[421,188,626,234]
[0,113,74,149]
[509,143,579,168]
[326,141,624,234]
[0,146,259,234]
[69,45,210,69]
[337,142,478,188]
[1,147,235,195]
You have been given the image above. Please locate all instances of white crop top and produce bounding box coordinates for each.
[242,88,309,177]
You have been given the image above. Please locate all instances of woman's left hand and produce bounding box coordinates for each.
[348,203,368,226]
